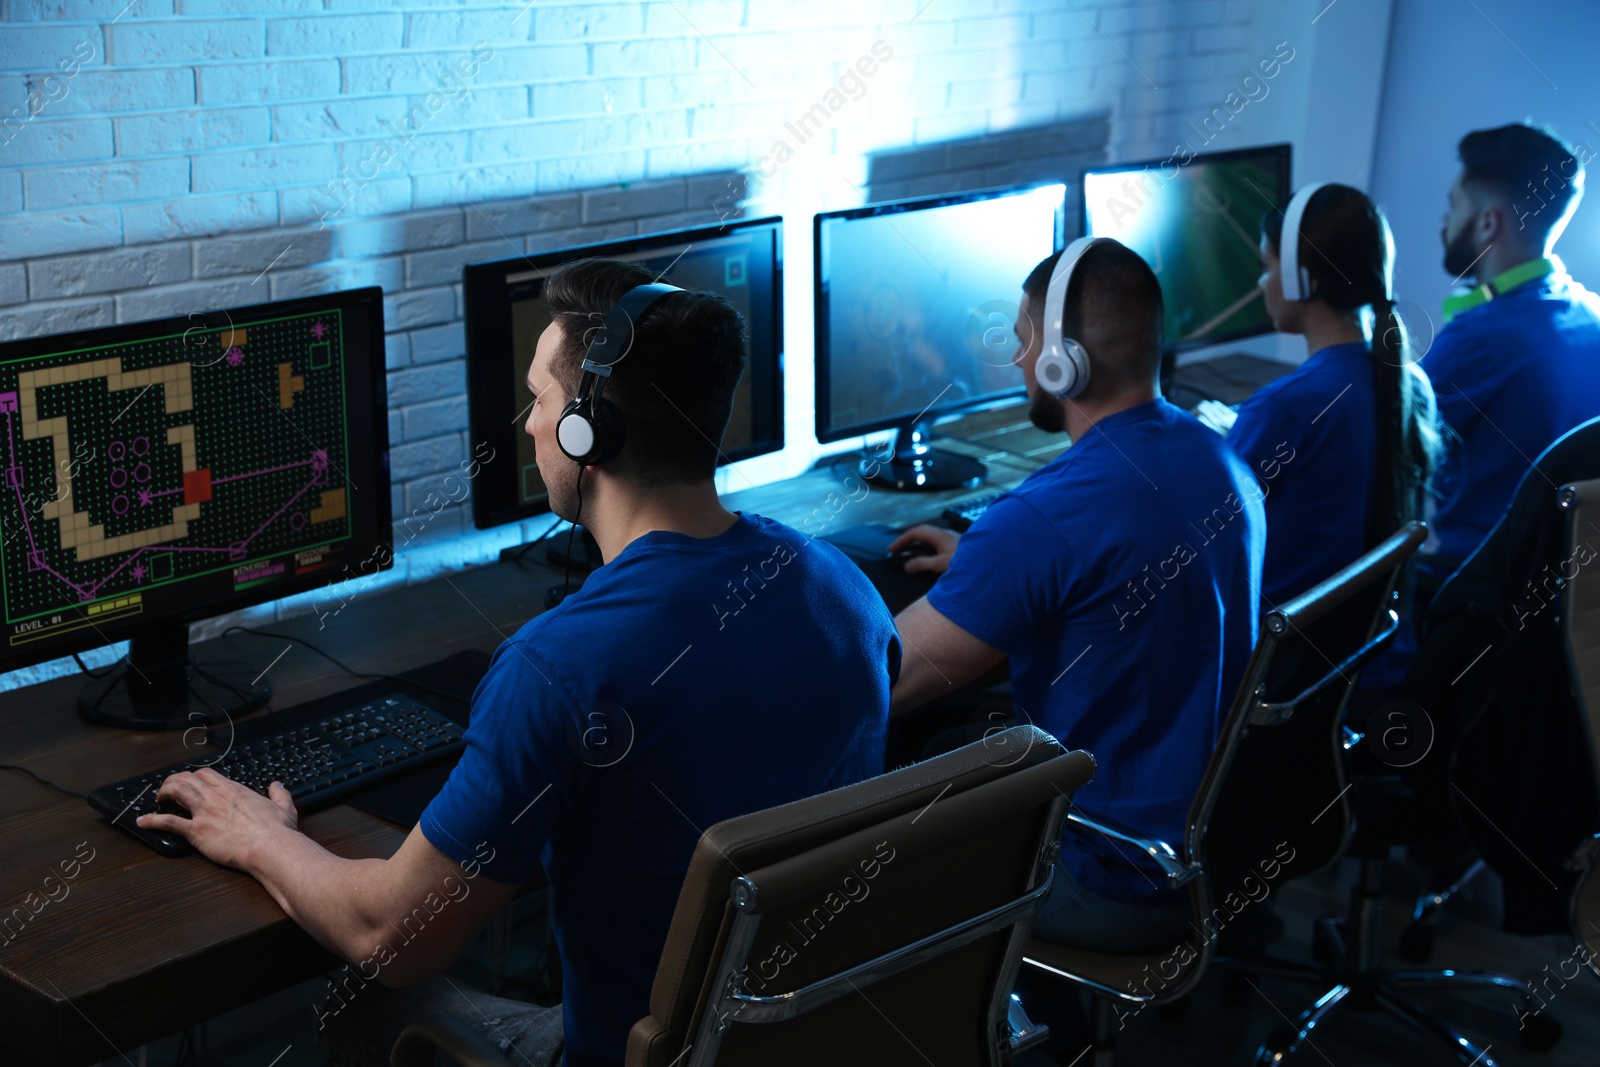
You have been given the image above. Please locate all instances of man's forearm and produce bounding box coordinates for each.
[244,825,389,964]
[890,636,957,716]
[890,597,1006,717]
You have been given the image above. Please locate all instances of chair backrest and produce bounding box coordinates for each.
[1559,478,1600,970]
[626,727,1095,1067]
[1190,523,1428,936]
[1430,419,1600,932]
[1021,525,1428,1016]
[1562,478,1600,781]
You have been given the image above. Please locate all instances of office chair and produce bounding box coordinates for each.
[1559,477,1600,978]
[390,726,1094,1067]
[1394,420,1600,956]
[1023,523,1427,1066]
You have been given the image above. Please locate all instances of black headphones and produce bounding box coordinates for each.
[555,282,683,466]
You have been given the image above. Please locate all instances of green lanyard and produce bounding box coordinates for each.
[1441,256,1559,323]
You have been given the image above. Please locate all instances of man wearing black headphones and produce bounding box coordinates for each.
[141,258,900,1067]
[887,239,1263,953]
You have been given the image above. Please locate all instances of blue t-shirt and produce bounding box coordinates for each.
[1228,342,1376,607]
[927,398,1263,900]
[421,513,900,1067]
[1425,265,1600,562]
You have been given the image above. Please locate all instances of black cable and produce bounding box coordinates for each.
[172,1025,195,1067]
[0,762,88,800]
[71,651,117,679]
[504,512,568,564]
[557,468,585,605]
[189,661,292,734]
[220,626,470,706]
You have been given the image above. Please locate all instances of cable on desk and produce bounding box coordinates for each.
[220,626,472,706]
[71,651,117,679]
[503,512,569,565]
[0,762,88,800]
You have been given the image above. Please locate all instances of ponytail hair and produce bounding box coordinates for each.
[1263,185,1443,546]
[1368,298,1442,547]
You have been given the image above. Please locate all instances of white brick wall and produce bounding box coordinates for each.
[0,0,1289,684]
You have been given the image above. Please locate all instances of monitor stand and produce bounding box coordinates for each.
[852,419,985,492]
[77,621,270,731]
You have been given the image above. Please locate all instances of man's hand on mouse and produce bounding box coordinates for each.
[887,524,960,575]
[135,767,300,870]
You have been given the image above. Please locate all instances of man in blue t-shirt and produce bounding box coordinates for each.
[1424,123,1600,572]
[888,241,1263,951]
[139,259,900,1067]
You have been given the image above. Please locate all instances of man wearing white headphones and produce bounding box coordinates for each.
[888,239,1263,951]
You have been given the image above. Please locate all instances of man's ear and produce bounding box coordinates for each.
[1477,200,1507,243]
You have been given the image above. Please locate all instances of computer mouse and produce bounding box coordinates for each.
[886,541,938,569]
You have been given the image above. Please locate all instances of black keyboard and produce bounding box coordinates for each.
[88,694,465,857]
[941,491,1006,532]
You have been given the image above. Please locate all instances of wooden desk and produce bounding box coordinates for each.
[721,401,1067,532]
[0,401,1059,1066]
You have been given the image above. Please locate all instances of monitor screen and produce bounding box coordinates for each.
[1082,143,1291,352]
[813,184,1065,443]
[465,217,784,530]
[0,288,391,672]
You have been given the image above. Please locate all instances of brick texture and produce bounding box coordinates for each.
[0,1,1271,667]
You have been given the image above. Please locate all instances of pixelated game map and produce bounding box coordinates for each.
[0,310,353,652]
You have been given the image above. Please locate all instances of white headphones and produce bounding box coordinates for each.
[1036,235,1115,399]
[1278,182,1330,301]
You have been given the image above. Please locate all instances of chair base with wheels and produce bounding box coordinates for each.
[1398,856,1488,963]
[1221,853,1561,1066]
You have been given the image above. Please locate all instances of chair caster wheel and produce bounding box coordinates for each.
[1311,916,1343,966]
[1519,1011,1562,1052]
[1397,921,1434,963]
[1254,1026,1296,1065]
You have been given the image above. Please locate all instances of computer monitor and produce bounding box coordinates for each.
[464,217,785,530]
[814,184,1066,491]
[1081,144,1292,354]
[0,288,391,729]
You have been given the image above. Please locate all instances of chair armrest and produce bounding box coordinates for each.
[390,1014,516,1067]
[1250,611,1399,726]
[1064,808,1199,889]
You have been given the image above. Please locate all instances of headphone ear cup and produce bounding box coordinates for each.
[1036,338,1090,399]
[558,396,624,465]
[557,400,597,464]
[590,397,624,464]
[566,397,624,466]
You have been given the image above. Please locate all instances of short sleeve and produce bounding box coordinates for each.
[927,495,1074,652]
[419,640,577,884]
[1227,390,1298,486]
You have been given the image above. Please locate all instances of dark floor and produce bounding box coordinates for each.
[85,855,1597,1067]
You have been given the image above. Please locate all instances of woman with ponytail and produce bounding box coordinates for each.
[1228,184,1441,680]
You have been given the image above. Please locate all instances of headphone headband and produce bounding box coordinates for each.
[582,281,683,375]
[1279,182,1330,302]
[1037,236,1114,399]
[557,281,684,466]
